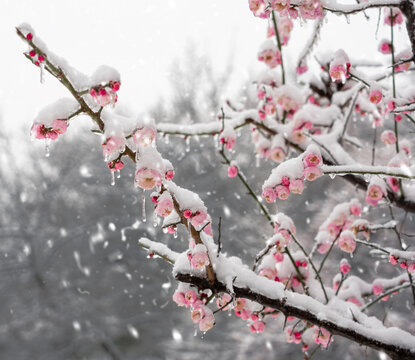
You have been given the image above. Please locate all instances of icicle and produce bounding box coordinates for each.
[135,150,140,162]
[213,134,219,149]
[164,134,170,144]
[345,14,350,24]
[110,171,115,186]
[40,63,45,84]
[185,137,190,152]
[116,169,121,179]
[44,138,51,157]
[153,211,158,228]
[256,155,260,168]
[142,191,147,223]
[173,229,178,239]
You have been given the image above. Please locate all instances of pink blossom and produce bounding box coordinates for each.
[275,185,290,200]
[372,283,383,295]
[134,168,162,190]
[250,320,266,333]
[259,49,282,69]
[274,252,284,262]
[366,184,384,206]
[155,197,173,217]
[350,204,362,216]
[317,242,331,254]
[338,234,356,253]
[259,267,278,280]
[203,223,213,236]
[369,88,382,104]
[299,0,323,19]
[408,263,415,273]
[234,298,246,312]
[183,209,192,218]
[220,135,236,150]
[314,327,332,348]
[191,210,207,227]
[228,165,238,178]
[347,297,361,306]
[286,327,302,344]
[51,119,68,134]
[199,312,215,332]
[265,102,276,115]
[329,64,347,82]
[291,129,307,144]
[102,136,125,159]
[380,130,396,145]
[384,7,403,26]
[387,177,400,193]
[389,254,398,265]
[257,88,266,99]
[303,153,322,167]
[269,147,286,163]
[172,291,186,307]
[184,290,198,306]
[340,259,351,274]
[378,40,392,54]
[190,251,210,270]
[133,126,157,147]
[191,306,205,323]
[262,187,277,203]
[303,166,322,181]
[216,293,232,310]
[296,64,308,74]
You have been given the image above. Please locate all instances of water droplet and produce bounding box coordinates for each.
[162,227,168,234]
[329,173,336,180]
[364,174,371,183]
[116,169,121,179]
[173,230,178,239]
[256,155,260,168]
[110,171,115,186]
[164,134,170,144]
[153,211,158,227]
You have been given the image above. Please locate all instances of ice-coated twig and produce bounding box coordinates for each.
[138,237,179,265]
[322,165,415,180]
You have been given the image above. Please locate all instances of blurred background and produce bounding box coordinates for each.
[1,1,415,359]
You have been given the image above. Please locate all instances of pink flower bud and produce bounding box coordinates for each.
[26,33,33,40]
[228,165,238,178]
[183,209,192,218]
[340,259,351,274]
[372,283,383,295]
[29,50,36,57]
[165,170,175,181]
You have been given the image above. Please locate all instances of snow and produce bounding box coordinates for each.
[33,98,80,126]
